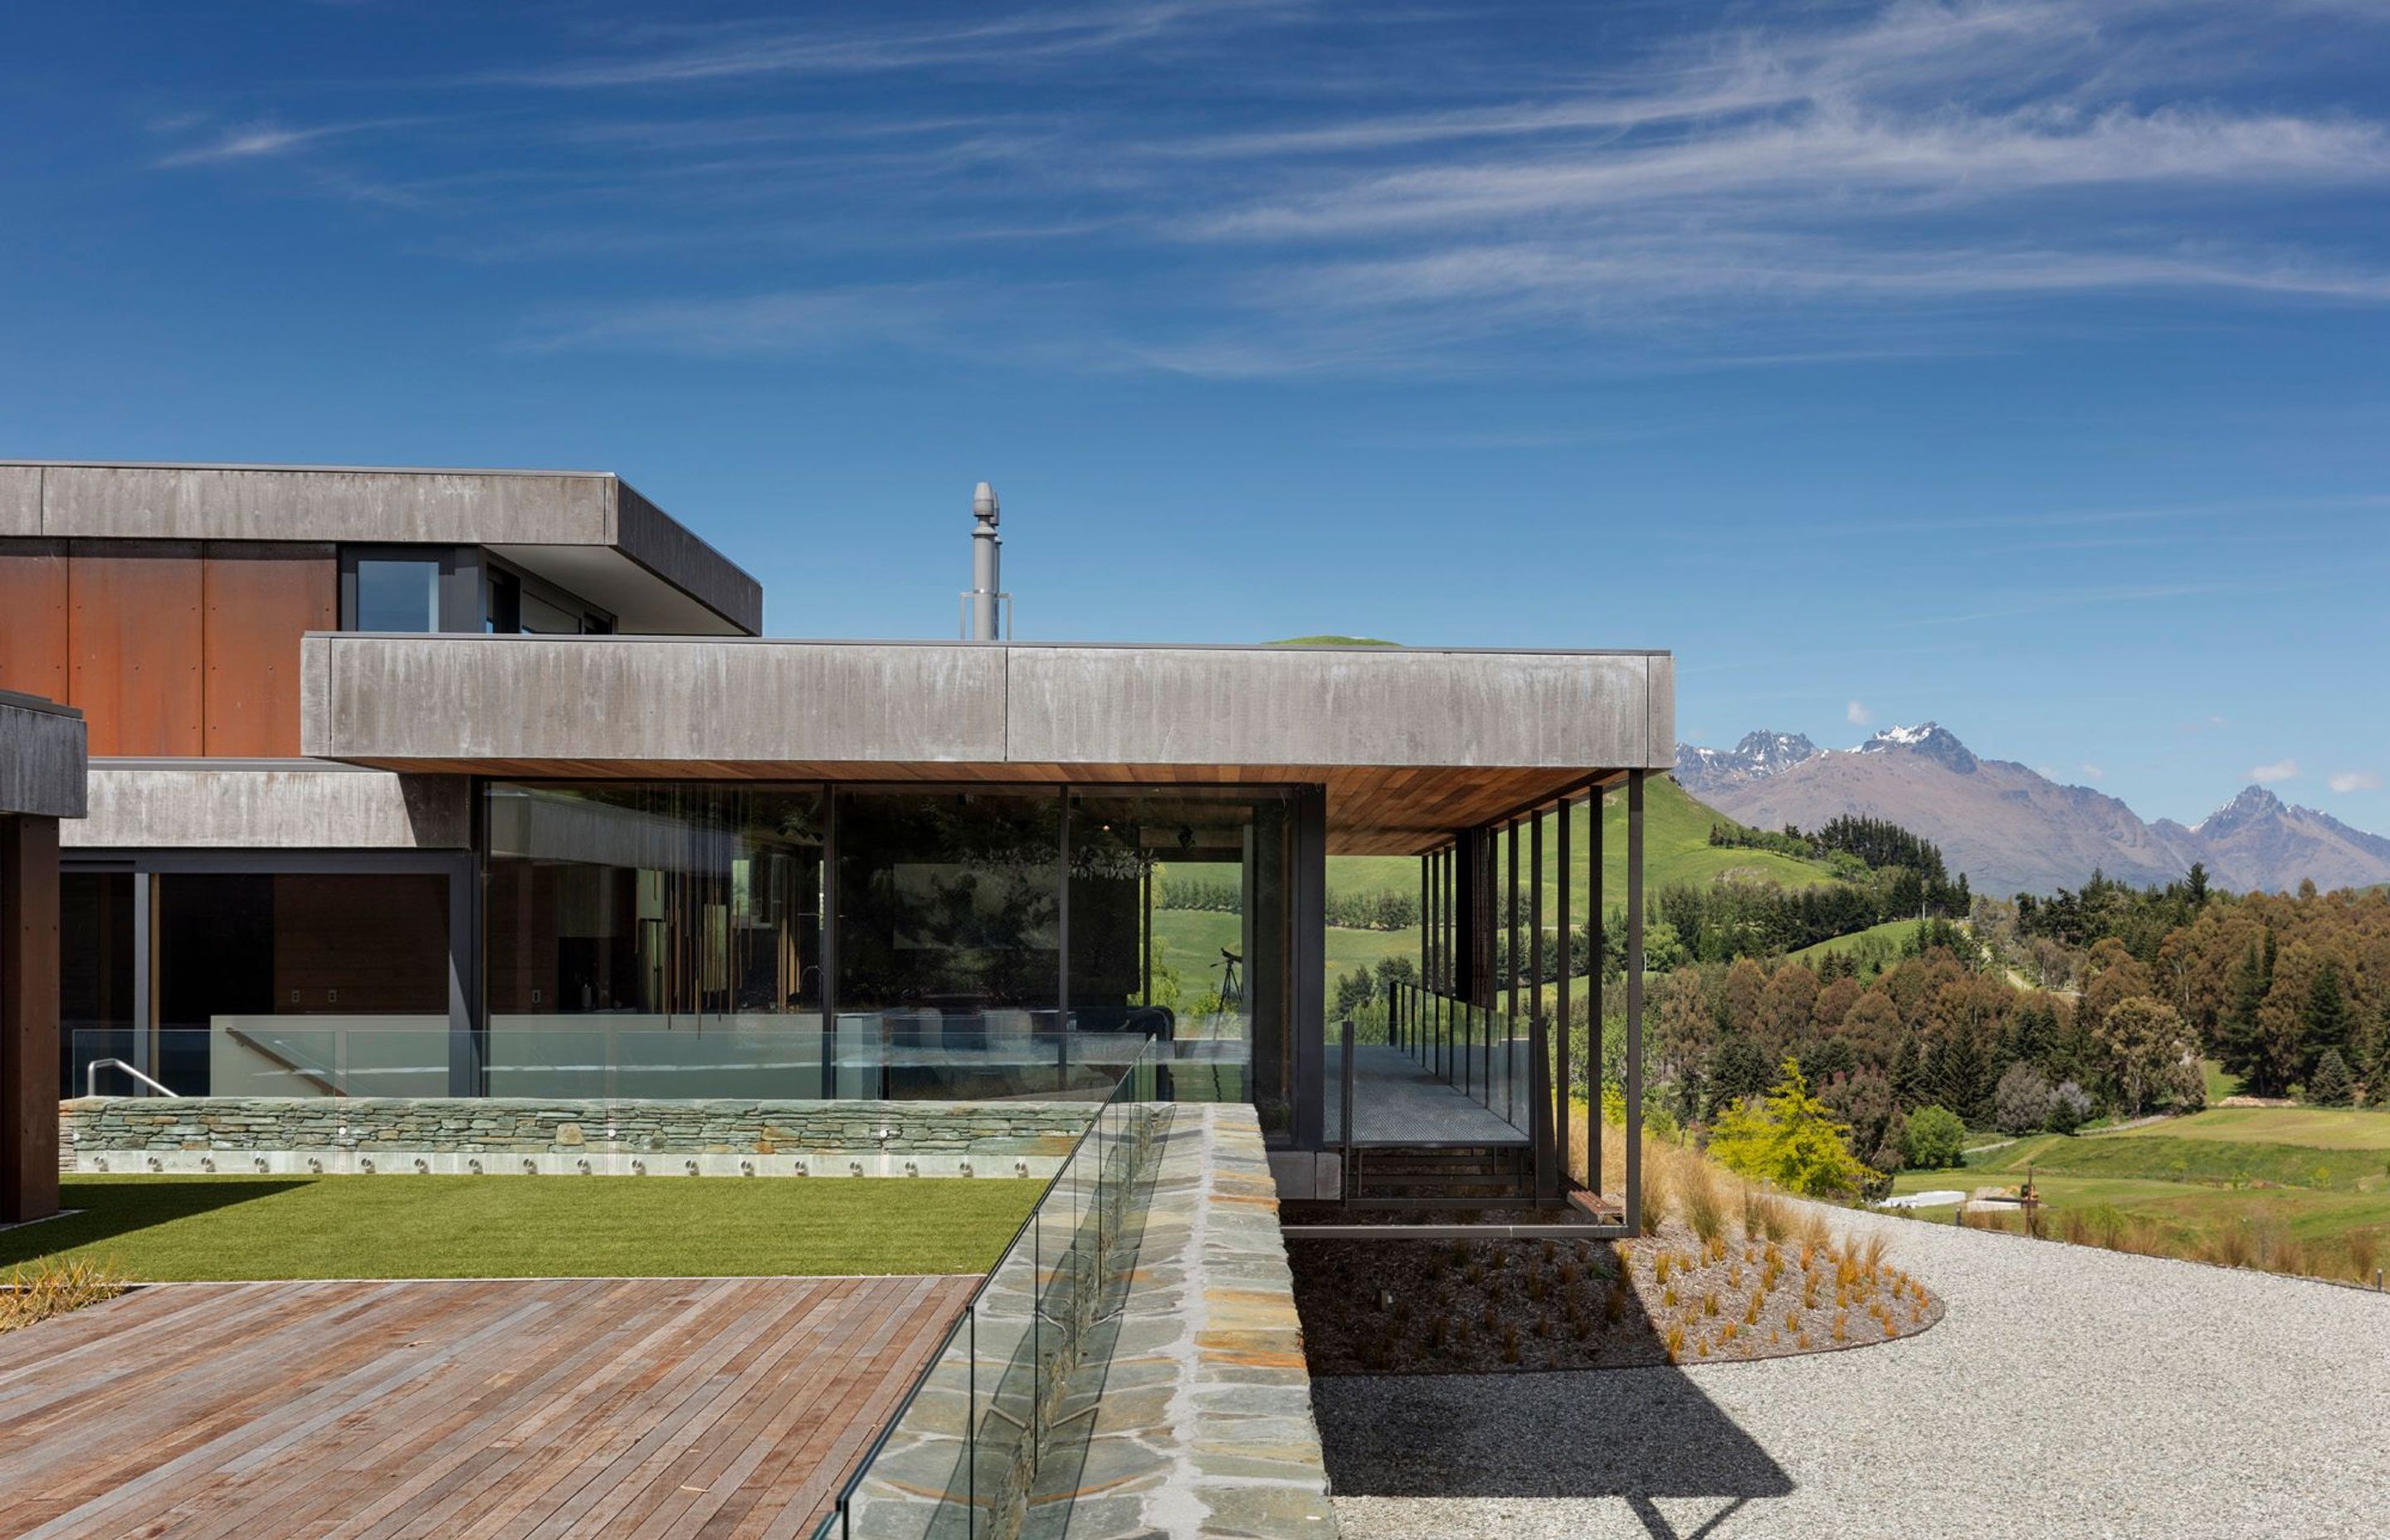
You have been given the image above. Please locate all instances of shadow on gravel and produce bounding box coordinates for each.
[1313,1367,1791,1539]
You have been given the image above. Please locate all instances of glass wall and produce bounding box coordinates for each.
[58,872,135,1099]
[60,868,453,1098]
[486,782,824,1020]
[479,781,1313,1135]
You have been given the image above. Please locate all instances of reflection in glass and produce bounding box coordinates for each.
[485,782,825,1021]
[833,790,1060,1015]
[153,873,450,1095]
[353,558,441,631]
[58,872,137,1099]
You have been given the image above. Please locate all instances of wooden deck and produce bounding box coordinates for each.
[0,1274,973,1539]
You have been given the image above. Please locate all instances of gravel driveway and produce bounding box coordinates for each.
[1315,1205,2390,1539]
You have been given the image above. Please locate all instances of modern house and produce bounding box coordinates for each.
[1,690,85,1223]
[2,461,1670,1216]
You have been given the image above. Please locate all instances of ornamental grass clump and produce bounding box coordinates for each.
[2,1259,128,1334]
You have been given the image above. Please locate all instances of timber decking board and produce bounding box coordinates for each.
[0,1275,973,1540]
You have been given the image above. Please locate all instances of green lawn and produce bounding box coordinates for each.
[2142,1105,2390,1151]
[3,1175,1039,1282]
[1887,1166,2390,1255]
[1959,1130,2390,1192]
[1149,909,1414,988]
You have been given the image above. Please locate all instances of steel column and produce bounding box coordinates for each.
[1625,772,1646,1235]
[1590,786,1605,1195]
[1557,792,1573,1189]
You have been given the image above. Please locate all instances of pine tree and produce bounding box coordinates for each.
[2308,1048,2355,1108]
[2299,962,2353,1087]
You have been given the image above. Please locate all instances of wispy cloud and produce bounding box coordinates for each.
[485,0,1305,89]
[135,0,2390,375]
[1846,699,1874,725]
[2080,763,2105,781]
[512,285,966,357]
[2251,758,2300,784]
[2329,770,2382,793]
[154,120,341,168]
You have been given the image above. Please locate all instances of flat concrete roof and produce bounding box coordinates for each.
[0,690,88,819]
[300,635,1673,851]
[0,461,761,636]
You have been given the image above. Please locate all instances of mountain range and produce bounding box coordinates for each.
[1674,724,2390,897]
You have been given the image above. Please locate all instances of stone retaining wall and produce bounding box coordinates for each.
[61,1097,1093,1179]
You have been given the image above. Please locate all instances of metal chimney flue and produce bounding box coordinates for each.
[964,480,1007,640]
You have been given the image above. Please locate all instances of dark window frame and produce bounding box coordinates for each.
[338,545,479,633]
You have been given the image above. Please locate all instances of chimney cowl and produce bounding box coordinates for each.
[973,480,999,524]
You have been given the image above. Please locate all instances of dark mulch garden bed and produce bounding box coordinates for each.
[1289,1214,1944,1375]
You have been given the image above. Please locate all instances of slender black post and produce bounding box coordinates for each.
[1529,807,1544,1157]
[1339,1015,1355,1205]
[1625,772,1646,1234]
[1558,791,1573,1188]
[1590,785,1605,1195]
[1505,819,1520,1028]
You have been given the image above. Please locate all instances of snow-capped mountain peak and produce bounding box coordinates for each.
[2197,785,2286,836]
[1856,722,1977,774]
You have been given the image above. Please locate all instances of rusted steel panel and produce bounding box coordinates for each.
[66,540,204,756]
[201,543,336,757]
[0,541,69,704]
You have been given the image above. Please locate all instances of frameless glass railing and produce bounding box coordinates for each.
[812,1041,1162,1540]
[66,1018,1158,1104]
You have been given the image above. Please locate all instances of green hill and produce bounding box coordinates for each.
[1267,635,1400,647]
[1326,772,1846,915]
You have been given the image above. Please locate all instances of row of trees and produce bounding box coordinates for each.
[1158,875,1418,933]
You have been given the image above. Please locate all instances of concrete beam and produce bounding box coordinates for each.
[66,762,468,850]
[1007,644,1665,769]
[303,636,1010,765]
[300,636,1674,777]
[7,461,762,636]
[0,692,87,819]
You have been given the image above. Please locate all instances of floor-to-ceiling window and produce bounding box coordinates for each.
[484,782,824,1095]
[58,860,461,1098]
[479,779,1316,1134]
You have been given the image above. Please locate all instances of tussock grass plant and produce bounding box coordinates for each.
[0,1258,127,1333]
[2344,1229,2380,1284]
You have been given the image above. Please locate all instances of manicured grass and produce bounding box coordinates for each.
[1150,909,1414,989]
[2145,1106,2390,1151]
[2202,1058,2246,1104]
[1886,1167,2390,1255]
[2,1175,1040,1282]
[1960,1131,2390,1192]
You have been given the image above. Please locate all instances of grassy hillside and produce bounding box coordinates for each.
[1327,774,1846,918]
[1145,775,1860,992]
[1785,917,1919,966]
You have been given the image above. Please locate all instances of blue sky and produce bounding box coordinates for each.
[4,0,2387,829]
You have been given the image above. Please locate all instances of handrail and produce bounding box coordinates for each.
[815,1033,1159,1539]
[86,1060,181,1099]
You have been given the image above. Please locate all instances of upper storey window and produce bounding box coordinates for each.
[353,557,441,631]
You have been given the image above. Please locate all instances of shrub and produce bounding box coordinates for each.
[1994,1063,2052,1135]
[1705,1058,1876,1200]
[1904,1105,1967,1170]
[2045,1080,2093,1135]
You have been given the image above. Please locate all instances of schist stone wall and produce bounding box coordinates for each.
[61,1097,1094,1178]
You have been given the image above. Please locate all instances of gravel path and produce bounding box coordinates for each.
[1315,1205,2390,1539]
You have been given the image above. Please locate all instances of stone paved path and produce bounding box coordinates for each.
[1317,1204,2390,1539]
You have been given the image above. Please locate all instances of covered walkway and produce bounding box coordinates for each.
[1324,1044,1529,1147]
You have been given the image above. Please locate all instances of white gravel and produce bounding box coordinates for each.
[1315,1205,2390,1539]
